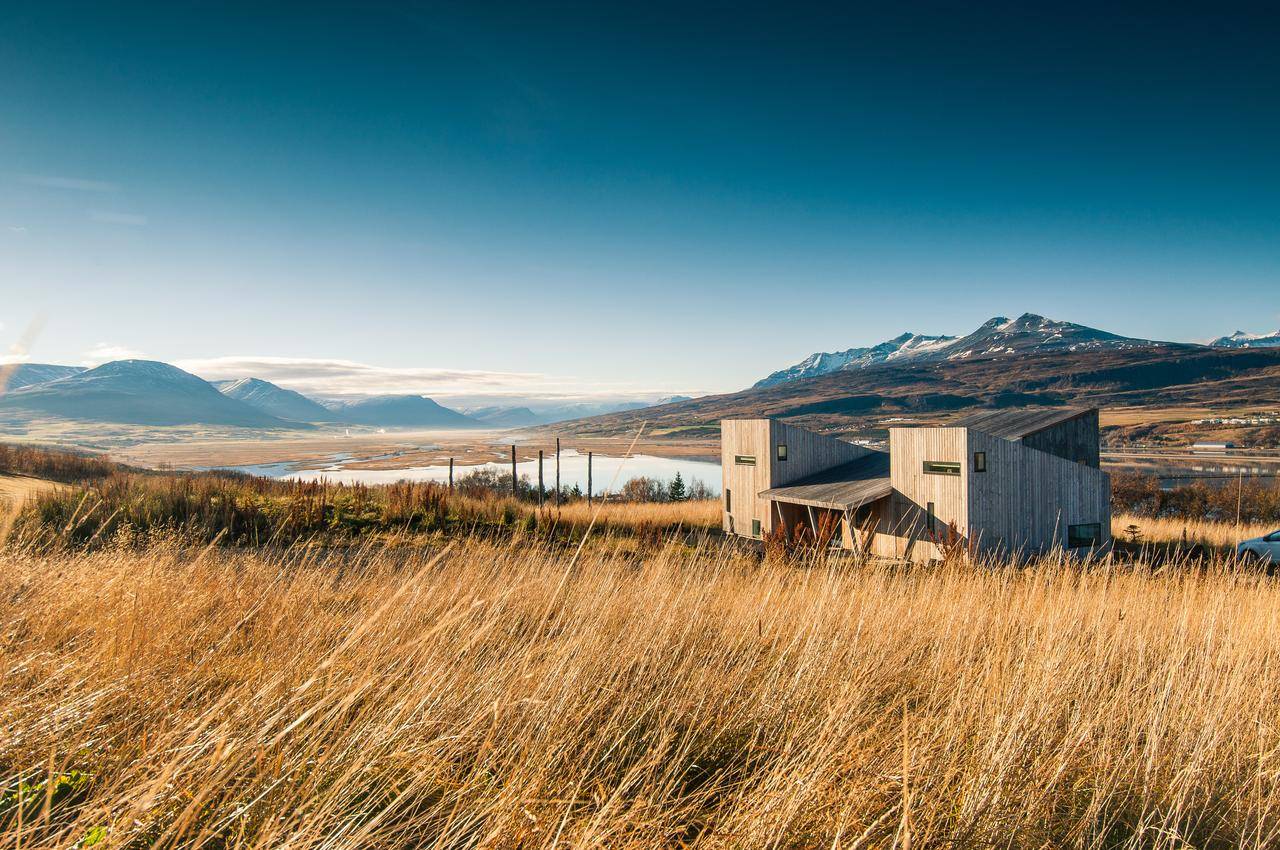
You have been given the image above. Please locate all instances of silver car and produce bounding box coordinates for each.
[1237,530,1280,564]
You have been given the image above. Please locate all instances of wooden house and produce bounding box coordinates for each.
[721,407,1110,561]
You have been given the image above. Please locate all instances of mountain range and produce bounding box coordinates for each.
[0,359,688,430]
[756,314,1163,387]
[2,316,1275,432]
[570,314,1280,436]
[0,360,291,428]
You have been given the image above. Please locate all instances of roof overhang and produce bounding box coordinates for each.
[759,479,892,511]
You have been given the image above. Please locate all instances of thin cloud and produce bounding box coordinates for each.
[176,355,700,401]
[7,226,27,236]
[90,210,148,226]
[83,343,148,366]
[20,174,119,192]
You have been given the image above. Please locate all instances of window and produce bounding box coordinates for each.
[776,444,788,462]
[734,455,756,466]
[725,489,731,512]
[751,519,761,537]
[973,451,986,473]
[926,502,936,534]
[923,461,961,476]
[1068,523,1102,549]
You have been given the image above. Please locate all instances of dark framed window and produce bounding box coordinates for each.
[751,519,761,537]
[923,461,961,476]
[1068,523,1102,548]
[776,444,788,462]
[734,455,756,466]
[973,451,986,473]
[725,489,731,511]
[926,501,936,534]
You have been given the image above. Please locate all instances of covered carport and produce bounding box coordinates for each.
[759,451,893,550]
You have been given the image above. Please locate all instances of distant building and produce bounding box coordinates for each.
[1192,441,1235,453]
[721,407,1111,561]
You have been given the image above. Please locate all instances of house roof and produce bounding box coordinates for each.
[952,406,1094,441]
[759,450,892,511]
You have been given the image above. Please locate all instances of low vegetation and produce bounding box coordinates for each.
[0,442,115,483]
[1112,471,1280,525]
[9,467,721,549]
[5,532,1280,847]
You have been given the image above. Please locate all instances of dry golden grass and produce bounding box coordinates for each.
[1113,512,1277,549]
[4,532,1280,848]
[543,498,721,532]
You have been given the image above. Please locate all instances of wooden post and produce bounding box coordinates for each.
[555,438,561,506]
[1236,467,1244,529]
[538,450,544,506]
[511,445,517,499]
[587,451,593,506]
[448,457,454,490]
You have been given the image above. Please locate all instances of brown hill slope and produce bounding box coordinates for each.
[568,345,1280,437]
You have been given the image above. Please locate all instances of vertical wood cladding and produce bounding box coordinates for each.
[1021,409,1100,468]
[721,419,871,538]
[723,410,1110,562]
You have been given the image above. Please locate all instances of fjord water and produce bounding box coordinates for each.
[236,449,722,495]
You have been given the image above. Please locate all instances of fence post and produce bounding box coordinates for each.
[588,451,593,506]
[448,457,454,490]
[538,450,544,507]
[555,438,561,506]
[511,445,517,499]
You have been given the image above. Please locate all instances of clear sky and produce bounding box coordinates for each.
[2,2,1277,401]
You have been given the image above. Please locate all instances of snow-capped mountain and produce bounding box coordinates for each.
[754,333,956,387]
[1210,329,1280,349]
[756,314,1164,387]
[0,360,296,427]
[0,363,85,391]
[215,377,339,422]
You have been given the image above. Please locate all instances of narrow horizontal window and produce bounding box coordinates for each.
[1068,523,1102,549]
[734,455,756,466]
[923,461,961,476]
[973,451,986,473]
[776,444,788,462]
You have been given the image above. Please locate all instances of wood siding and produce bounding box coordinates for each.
[725,415,1111,561]
[1020,409,1100,468]
[967,429,1111,557]
[721,419,870,538]
[875,427,969,561]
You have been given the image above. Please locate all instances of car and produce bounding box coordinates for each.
[1237,530,1280,564]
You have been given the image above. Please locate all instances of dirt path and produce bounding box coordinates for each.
[0,473,62,507]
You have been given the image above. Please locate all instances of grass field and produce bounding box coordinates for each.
[4,526,1280,848]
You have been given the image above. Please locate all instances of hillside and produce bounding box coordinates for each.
[0,363,85,391]
[216,377,339,422]
[569,344,1280,437]
[0,360,299,428]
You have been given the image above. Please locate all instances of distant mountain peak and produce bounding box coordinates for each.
[217,376,337,422]
[1211,328,1280,348]
[755,313,1160,387]
[0,359,297,428]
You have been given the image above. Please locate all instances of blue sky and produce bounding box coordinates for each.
[1,2,1277,400]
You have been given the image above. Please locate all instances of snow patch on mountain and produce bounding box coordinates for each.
[756,313,1166,388]
[1211,329,1280,349]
